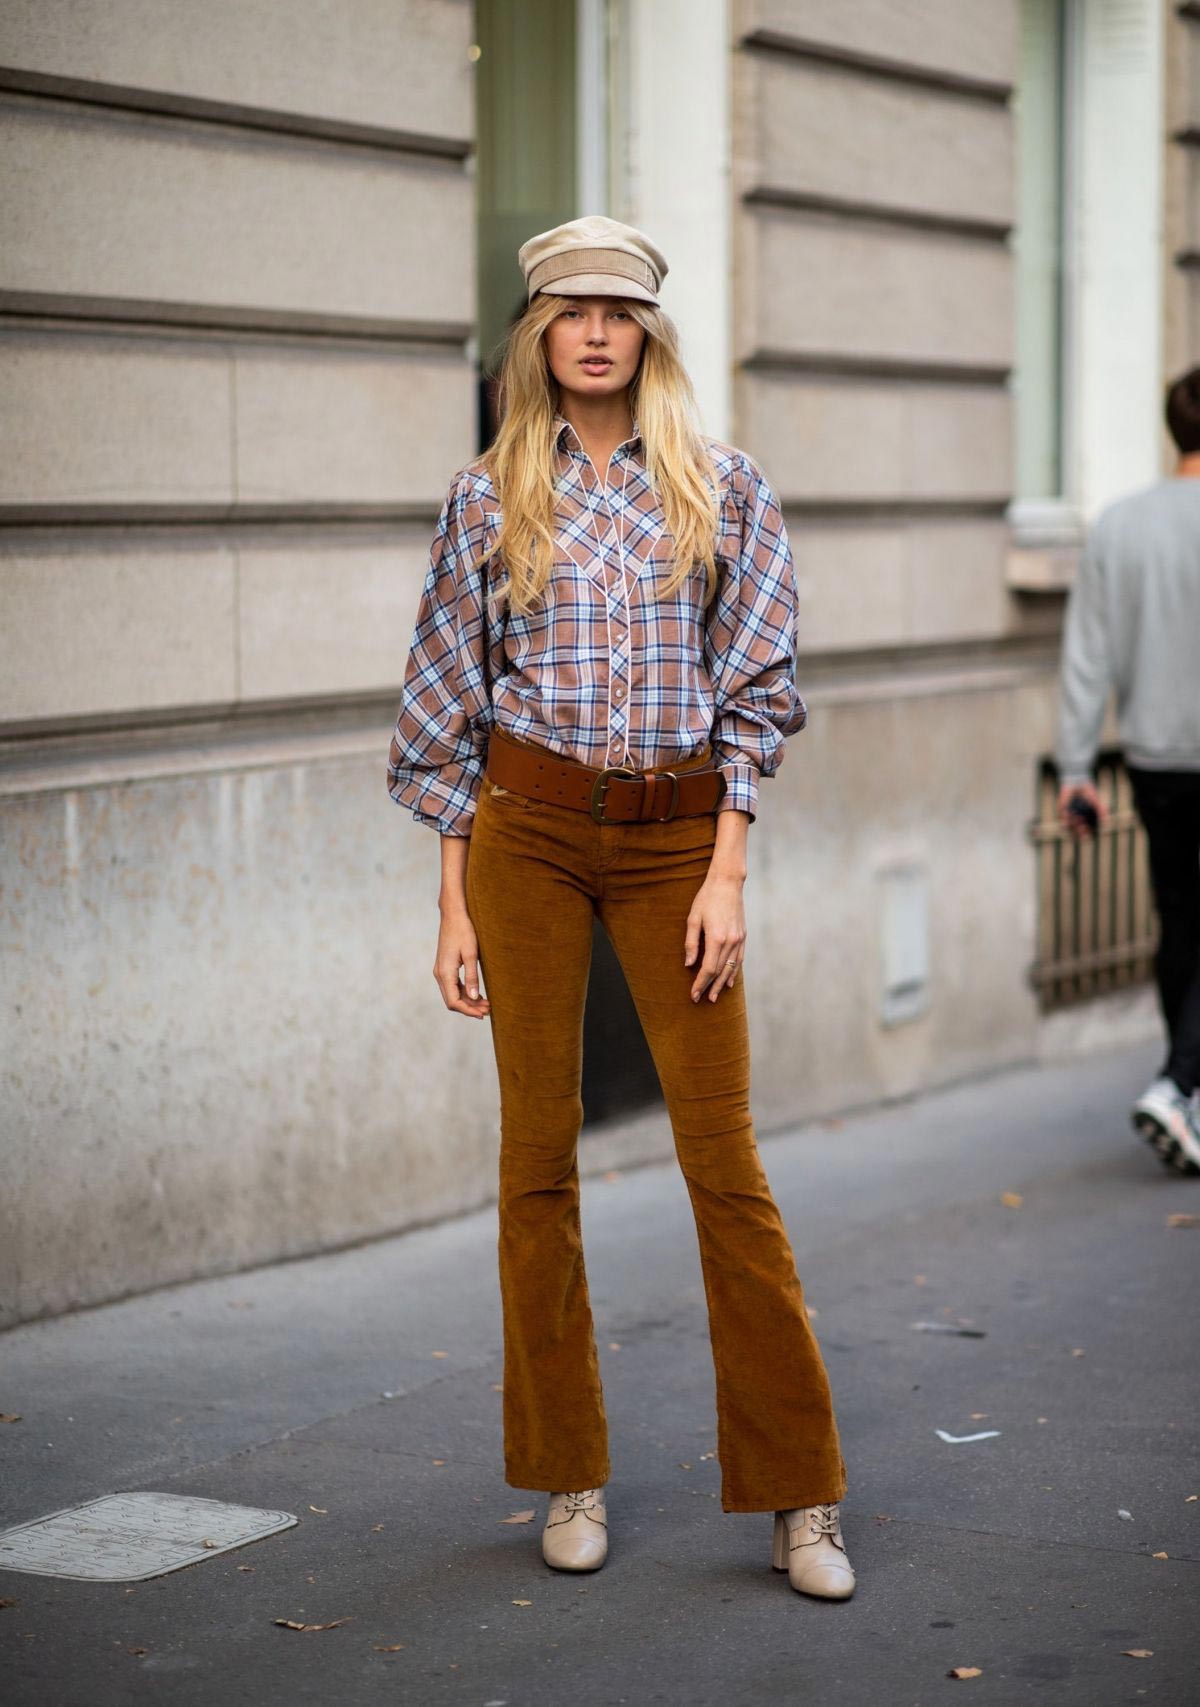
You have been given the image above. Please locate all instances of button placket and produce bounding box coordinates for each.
[560,427,638,770]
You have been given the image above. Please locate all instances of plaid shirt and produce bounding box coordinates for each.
[387,412,807,836]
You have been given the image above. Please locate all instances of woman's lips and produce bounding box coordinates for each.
[581,359,612,371]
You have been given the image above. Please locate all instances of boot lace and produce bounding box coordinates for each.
[810,1503,840,1537]
[562,1488,599,1513]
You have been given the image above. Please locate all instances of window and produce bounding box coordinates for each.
[1010,0,1165,568]
[1010,0,1080,551]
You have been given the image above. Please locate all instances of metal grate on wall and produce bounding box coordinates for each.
[1028,751,1157,1009]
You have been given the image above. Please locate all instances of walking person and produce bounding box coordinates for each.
[1056,365,1200,1174]
[387,215,854,1599]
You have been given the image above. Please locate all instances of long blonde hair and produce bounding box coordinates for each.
[479,292,722,615]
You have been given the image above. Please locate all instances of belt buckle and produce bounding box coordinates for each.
[590,765,639,823]
[655,771,680,821]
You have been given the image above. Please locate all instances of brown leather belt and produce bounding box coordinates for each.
[485,726,728,823]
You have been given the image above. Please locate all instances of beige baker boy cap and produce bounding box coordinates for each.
[518,214,668,306]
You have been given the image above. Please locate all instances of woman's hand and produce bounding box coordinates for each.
[434,902,491,1018]
[433,834,490,1018]
[685,811,750,1002]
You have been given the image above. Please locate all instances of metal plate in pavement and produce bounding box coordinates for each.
[0,1492,298,1581]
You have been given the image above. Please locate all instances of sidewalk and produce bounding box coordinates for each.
[2,1040,1197,1705]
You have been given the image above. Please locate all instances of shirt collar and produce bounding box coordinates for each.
[553,410,643,458]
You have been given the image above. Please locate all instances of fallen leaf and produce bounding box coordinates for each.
[0,1598,19,1608]
[936,1429,1001,1443]
[1037,1417,1049,1424]
[1001,1192,1024,1209]
[607,1341,621,1350]
[969,1413,989,1421]
[947,1666,982,1679]
[308,1506,328,1514]
[491,1384,504,1392]
[374,1643,405,1652]
[200,1538,218,1550]
[679,1462,692,1470]
[499,1510,536,1525]
[0,1414,21,1424]
[1165,1212,1199,1228]
[371,1524,385,1533]
[1186,1495,1198,1503]
[913,1274,927,1285]
[1152,1551,1168,1559]
[431,1459,446,1467]
[1071,1348,1085,1358]
[699,1451,716,1461]
[431,1351,449,1359]
[127,1646,148,1657]
[274,1617,353,1632]
[238,1566,255,1573]
[511,1599,532,1607]
[603,1170,622,1181]
[874,1513,893,1523]
[1120,1649,1153,1659]
[1118,1509,1133,1521]
[805,1305,819,1318]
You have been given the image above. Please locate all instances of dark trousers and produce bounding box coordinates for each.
[1128,766,1200,1096]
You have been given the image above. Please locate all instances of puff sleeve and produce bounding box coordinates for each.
[386,471,497,836]
[703,453,808,822]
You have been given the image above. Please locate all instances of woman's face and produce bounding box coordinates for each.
[543,295,646,405]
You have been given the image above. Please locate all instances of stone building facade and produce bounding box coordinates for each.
[0,0,1186,1322]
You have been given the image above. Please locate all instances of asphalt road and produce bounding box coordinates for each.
[2,1039,1198,1706]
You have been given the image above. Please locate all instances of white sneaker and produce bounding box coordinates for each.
[1131,1076,1200,1175]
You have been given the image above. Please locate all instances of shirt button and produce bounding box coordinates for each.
[614,683,625,699]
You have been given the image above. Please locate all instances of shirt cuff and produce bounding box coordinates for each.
[387,765,481,837]
[412,810,474,837]
[715,760,758,821]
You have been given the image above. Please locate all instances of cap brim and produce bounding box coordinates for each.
[533,272,659,306]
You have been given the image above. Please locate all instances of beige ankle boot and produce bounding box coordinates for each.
[541,1487,608,1571]
[772,1503,855,1599]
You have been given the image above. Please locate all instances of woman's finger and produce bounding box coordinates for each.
[692,936,727,1000]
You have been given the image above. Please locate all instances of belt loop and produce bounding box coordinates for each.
[639,772,658,823]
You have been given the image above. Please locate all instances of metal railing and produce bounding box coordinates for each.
[1028,751,1157,1009]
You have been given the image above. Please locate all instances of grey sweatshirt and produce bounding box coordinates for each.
[1056,476,1200,783]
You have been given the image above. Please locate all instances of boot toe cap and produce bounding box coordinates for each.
[542,1531,607,1571]
[792,1561,855,1599]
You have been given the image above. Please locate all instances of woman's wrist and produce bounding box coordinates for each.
[708,860,747,884]
[710,809,749,881]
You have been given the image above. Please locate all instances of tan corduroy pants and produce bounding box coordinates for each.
[464,736,847,1513]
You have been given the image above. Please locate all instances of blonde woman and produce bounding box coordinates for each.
[387,216,854,1600]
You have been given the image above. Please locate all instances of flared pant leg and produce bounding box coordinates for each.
[597,822,847,1513]
[466,780,611,1492]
